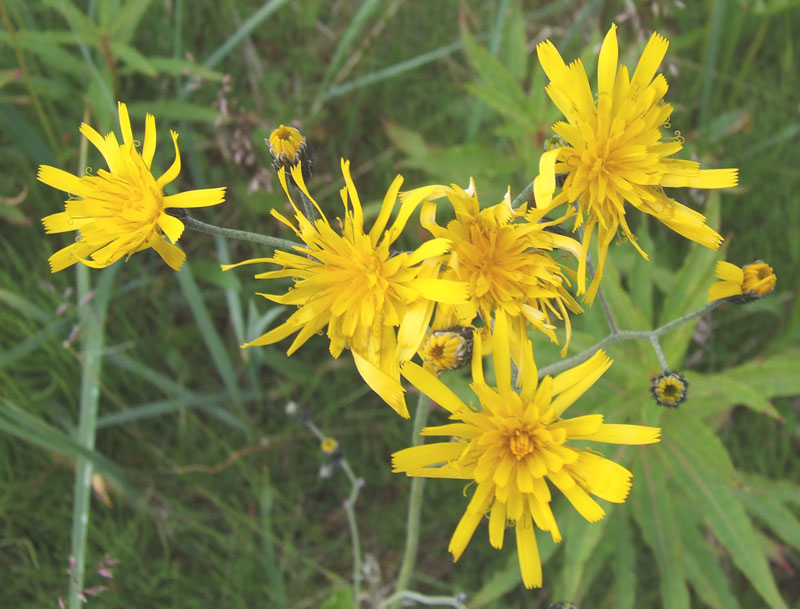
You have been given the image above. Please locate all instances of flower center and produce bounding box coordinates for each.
[508,429,535,460]
[587,141,611,180]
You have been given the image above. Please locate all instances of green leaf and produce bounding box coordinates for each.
[320,586,355,609]
[612,509,636,609]
[554,505,609,601]
[146,56,224,81]
[658,194,721,364]
[500,2,527,83]
[688,373,782,419]
[740,473,800,508]
[671,496,741,609]
[109,42,157,77]
[714,348,800,398]
[110,0,159,44]
[736,481,800,552]
[42,0,100,41]
[663,414,789,609]
[629,218,655,323]
[631,451,691,609]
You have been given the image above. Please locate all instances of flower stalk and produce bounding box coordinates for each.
[391,391,431,607]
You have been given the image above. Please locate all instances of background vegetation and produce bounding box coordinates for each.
[1,1,798,607]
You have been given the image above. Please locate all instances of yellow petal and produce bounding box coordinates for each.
[392,442,466,472]
[48,240,97,273]
[42,212,91,234]
[631,30,669,90]
[715,260,743,282]
[117,101,134,146]
[570,452,633,503]
[401,361,466,414]
[368,174,403,244]
[491,309,512,392]
[157,212,184,243]
[449,480,494,561]
[156,130,181,188]
[488,500,507,549]
[660,168,738,189]
[412,278,469,304]
[340,158,364,235]
[549,350,612,417]
[220,257,275,271]
[164,187,226,209]
[150,234,186,270]
[142,113,156,168]
[242,320,299,348]
[515,516,542,589]
[553,475,605,522]
[352,349,408,418]
[572,423,661,445]
[420,423,481,439]
[532,148,562,209]
[708,281,742,301]
[37,166,93,198]
[597,24,619,99]
[549,414,604,436]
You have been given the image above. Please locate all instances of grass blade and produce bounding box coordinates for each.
[176,263,243,409]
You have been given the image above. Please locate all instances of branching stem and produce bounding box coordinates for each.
[539,300,720,378]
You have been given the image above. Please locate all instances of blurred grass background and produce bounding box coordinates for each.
[1,1,798,607]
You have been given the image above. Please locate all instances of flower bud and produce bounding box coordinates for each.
[267,124,313,182]
[651,371,688,408]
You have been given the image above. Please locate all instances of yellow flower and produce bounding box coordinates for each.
[223,160,468,418]
[393,311,661,588]
[39,101,225,272]
[708,261,776,302]
[405,179,582,358]
[533,24,738,303]
[420,326,474,373]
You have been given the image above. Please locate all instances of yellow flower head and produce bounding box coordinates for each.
[267,124,311,180]
[38,101,226,272]
[533,24,738,303]
[320,437,340,455]
[708,260,776,302]
[420,326,474,373]
[222,160,468,418]
[393,311,661,588]
[406,179,583,357]
[650,371,688,408]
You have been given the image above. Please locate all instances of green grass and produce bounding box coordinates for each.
[1,1,799,607]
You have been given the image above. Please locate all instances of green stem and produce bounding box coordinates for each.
[511,180,533,209]
[179,214,302,251]
[538,300,721,379]
[392,391,431,607]
[67,268,118,608]
[340,460,364,605]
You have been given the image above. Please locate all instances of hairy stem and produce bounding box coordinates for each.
[392,391,431,607]
[539,300,721,378]
[178,213,302,251]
